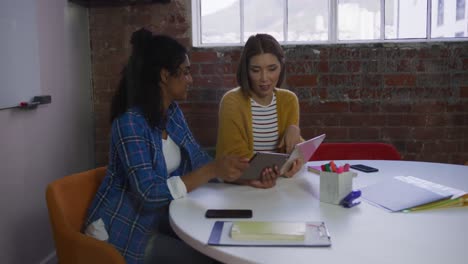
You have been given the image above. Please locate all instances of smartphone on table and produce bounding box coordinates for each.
[350,164,379,173]
[205,209,253,218]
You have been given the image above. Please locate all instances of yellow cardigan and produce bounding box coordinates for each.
[216,87,300,159]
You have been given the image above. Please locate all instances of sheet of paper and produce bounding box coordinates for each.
[361,176,453,212]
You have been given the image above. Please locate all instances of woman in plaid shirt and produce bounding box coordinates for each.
[84,28,249,264]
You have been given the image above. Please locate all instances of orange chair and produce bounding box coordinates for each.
[46,167,125,264]
[310,142,401,161]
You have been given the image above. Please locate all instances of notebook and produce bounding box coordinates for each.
[240,134,326,180]
[361,176,466,212]
[208,221,331,247]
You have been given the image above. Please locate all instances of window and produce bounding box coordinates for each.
[288,0,328,41]
[456,0,466,20]
[338,0,381,40]
[200,0,239,44]
[437,0,444,26]
[431,0,468,38]
[192,0,468,46]
[385,0,427,39]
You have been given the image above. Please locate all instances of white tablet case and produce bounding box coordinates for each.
[240,134,326,179]
[280,134,326,175]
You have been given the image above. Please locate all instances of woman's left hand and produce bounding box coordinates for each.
[283,158,304,178]
[277,125,302,154]
[248,166,280,189]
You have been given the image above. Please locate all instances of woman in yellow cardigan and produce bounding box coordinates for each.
[216,34,303,189]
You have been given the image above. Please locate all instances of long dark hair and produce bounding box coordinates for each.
[237,34,285,96]
[110,28,187,128]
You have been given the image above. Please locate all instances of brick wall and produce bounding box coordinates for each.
[90,0,468,166]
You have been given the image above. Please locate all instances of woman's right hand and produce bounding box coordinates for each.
[214,156,250,182]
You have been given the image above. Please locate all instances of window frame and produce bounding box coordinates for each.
[192,0,468,47]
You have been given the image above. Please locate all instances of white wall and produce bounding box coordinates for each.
[0,1,93,263]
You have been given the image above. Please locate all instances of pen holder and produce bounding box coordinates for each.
[319,171,357,205]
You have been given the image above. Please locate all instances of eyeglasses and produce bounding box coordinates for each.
[177,66,192,79]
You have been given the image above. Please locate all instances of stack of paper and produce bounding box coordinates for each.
[405,193,468,212]
[231,221,306,241]
[361,176,467,212]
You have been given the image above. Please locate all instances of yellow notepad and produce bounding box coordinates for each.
[230,221,306,241]
[405,194,468,212]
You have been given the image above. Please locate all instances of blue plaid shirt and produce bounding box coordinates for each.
[85,103,212,264]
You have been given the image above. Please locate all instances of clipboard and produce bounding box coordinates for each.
[207,221,331,247]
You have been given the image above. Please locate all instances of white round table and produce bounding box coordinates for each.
[170,160,468,264]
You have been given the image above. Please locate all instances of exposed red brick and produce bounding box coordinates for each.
[340,114,386,126]
[380,103,411,113]
[346,61,361,72]
[381,127,412,139]
[192,76,223,89]
[460,86,468,98]
[412,128,446,140]
[287,75,318,87]
[349,127,380,140]
[199,64,223,75]
[426,115,450,126]
[386,114,426,127]
[462,58,468,70]
[349,102,380,113]
[318,61,329,72]
[447,103,468,112]
[305,127,348,140]
[300,114,326,127]
[446,127,468,139]
[89,3,467,165]
[190,51,219,63]
[412,102,446,113]
[184,102,219,115]
[384,74,416,86]
[396,59,412,72]
[300,102,349,113]
[223,76,237,87]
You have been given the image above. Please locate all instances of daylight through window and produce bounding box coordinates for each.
[192,0,468,46]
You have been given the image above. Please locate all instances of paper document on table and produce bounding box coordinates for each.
[208,221,331,247]
[231,221,306,241]
[395,176,466,199]
[405,193,468,212]
[361,176,464,212]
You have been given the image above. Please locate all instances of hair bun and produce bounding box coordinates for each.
[130,28,153,55]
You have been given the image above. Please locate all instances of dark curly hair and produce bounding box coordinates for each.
[110,28,187,128]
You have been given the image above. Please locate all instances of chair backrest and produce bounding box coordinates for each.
[310,142,401,161]
[46,167,126,264]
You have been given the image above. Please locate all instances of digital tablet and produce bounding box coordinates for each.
[240,134,326,180]
[280,134,326,175]
[240,152,289,180]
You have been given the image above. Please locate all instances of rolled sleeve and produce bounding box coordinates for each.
[166,176,187,199]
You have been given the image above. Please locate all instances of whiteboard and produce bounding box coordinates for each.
[0,0,41,109]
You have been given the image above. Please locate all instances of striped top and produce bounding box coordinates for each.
[251,94,279,152]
